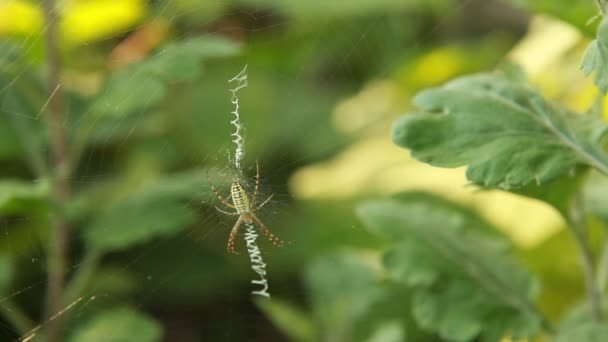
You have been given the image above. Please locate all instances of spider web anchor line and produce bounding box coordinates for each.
[244,222,270,298]
[228,65,248,173]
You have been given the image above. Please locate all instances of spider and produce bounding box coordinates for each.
[207,162,285,254]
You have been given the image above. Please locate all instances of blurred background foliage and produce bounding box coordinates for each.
[0,0,606,341]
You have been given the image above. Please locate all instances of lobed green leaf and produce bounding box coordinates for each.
[392,73,608,190]
[357,192,543,341]
[582,15,608,93]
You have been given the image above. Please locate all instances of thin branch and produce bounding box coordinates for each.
[42,1,72,341]
[568,193,603,321]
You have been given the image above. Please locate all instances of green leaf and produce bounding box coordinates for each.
[94,73,165,116]
[392,73,608,189]
[553,323,608,342]
[305,252,385,341]
[140,36,242,82]
[256,298,315,342]
[84,196,196,251]
[68,307,162,342]
[582,15,608,93]
[365,322,405,342]
[357,193,543,341]
[0,179,49,214]
[0,254,14,295]
[92,36,241,116]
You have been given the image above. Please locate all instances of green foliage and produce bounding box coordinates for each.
[93,36,241,117]
[392,73,608,190]
[84,196,196,252]
[582,15,608,93]
[256,298,315,342]
[3,1,607,341]
[259,252,420,342]
[68,307,162,342]
[358,192,542,341]
[508,0,597,36]
[0,179,48,213]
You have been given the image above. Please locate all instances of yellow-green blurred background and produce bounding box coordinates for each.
[0,0,605,341]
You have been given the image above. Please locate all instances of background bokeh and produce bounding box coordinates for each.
[0,0,605,341]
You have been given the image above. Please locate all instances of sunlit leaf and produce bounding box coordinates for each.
[392,72,608,190]
[358,193,543,341]
[68,307,162,342]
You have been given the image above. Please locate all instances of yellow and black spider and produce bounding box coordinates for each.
[207,162,285,254]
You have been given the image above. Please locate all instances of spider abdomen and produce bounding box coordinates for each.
[231,180,250,214]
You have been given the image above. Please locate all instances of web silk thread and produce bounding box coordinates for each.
[227,65,270,298]
[244,222,270,298]
[228,65,248,173]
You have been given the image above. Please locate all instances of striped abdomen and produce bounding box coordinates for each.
[231,180,250,214]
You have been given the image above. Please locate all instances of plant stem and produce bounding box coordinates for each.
[42,1,72,341]
[568,193,603,321]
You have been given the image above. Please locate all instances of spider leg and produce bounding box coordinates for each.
[227,216,244,254]
[207,173,235,208]
[251,213,285,247]
[254,193,274,211]
[252,160,260,206]
[214,206,239,216]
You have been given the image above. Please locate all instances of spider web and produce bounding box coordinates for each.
[0,0,534,341]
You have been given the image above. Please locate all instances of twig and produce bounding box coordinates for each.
[42,1,72,341]
[568,193,603,321]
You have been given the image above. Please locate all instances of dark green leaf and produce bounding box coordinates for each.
[68,307,162,342]
[392,73,608,189]
[582,15,608,93]
[85,196,196,251]
[0,254,14,295]
[358,193,543,341]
